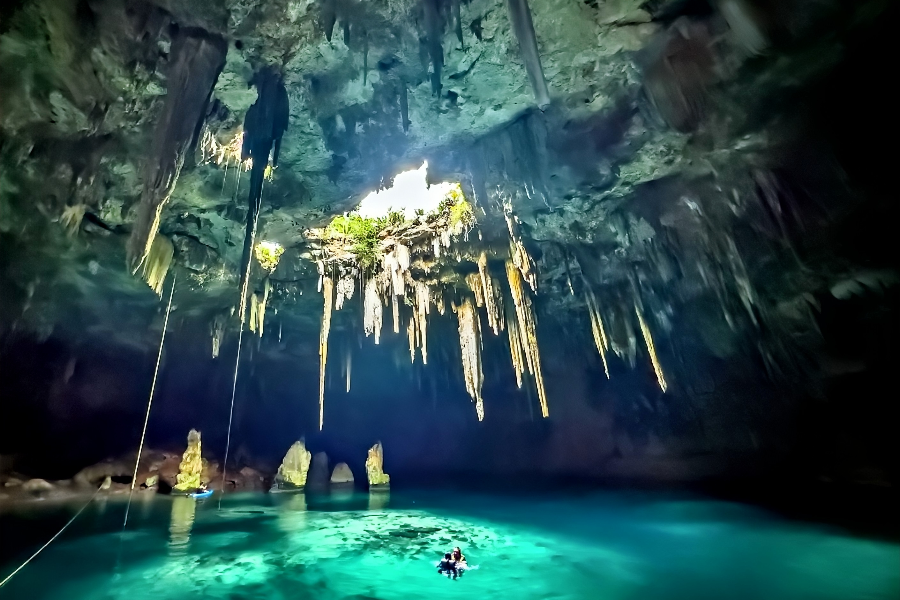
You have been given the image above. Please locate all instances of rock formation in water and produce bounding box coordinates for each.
[365,442,390,488]
[274,440,312,489]
[308,452,330,488]
[174,429,203,492]
[330,463,354,485]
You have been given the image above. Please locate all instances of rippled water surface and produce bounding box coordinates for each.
[1,491,897,600]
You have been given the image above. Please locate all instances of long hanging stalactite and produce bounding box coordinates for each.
[319,276,334,430]
[505,0,551,109]
[454,297,485,421]
[127,31,226,272]
[636,304,667,393]
[506,259,549,418]
[585,288,610,378]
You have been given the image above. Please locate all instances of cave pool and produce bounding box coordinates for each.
[1,490,897,600]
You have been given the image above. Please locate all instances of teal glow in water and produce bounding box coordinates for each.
[0,491,897,600]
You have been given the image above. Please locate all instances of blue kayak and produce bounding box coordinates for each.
[189,489,213,499]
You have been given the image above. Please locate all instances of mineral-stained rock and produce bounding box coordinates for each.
[174,429,203,492]
[330,463,354,485]
[23,478,55,494]
[144,474,159,488]
[365,442,390,488]
[274,440,312,489]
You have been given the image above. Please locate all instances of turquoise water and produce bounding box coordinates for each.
[0,491,897,600]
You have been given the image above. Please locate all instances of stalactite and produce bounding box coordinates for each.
[505,302,525,388]
[248,277,272,336]
[127,31,226,271]
[452,0,464,46]
[423,0,444,95]
[506,260,549,417]
[478,251,503,334]
[238,67,290,309]
[140,235,174,296]
[399,82,411,133]
[319,277,334,430]
[392,293,400,333]
[321,0,337,41]
[466,273,484,306]
[335,274,354,310]
[585,288,610,378]
[636,305,667,393]
[362,28,369,86]
[364,278,383,343]
[506,215,537,291]
[454,298,485,421]
[211,315,225,358]
[415,281,430,364]
[505,0,551,109]
[345,345,352,392]
[407,315,416,363]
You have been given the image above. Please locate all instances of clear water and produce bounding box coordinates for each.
[0,491,897,600]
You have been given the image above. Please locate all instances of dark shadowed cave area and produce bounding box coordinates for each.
[0,0,898,597]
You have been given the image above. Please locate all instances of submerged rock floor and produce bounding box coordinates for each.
[0,491,897,599]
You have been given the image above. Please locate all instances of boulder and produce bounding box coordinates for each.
[308,452,330,488]
[330,463,354,485]
[4,477,23,488]
[23,478,55,494]
[144,474,159,488]
[274,440,312,489]
[74,459,132,488]
[365,442,390,488]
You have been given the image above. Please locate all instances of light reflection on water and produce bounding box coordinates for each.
[0,490,897,600]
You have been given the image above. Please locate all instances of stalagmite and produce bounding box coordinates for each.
[505,0,551,109]
[274,440,312,489]
[140,235,174,296]
[585,289,610,378]
[454,298,485,421]
[636,305,668,393]
[365,442,390,487]
[364,278,383,343]
[506,302,525,388]
[506,260,549,417]
[174,429,203,492]
[127,31,226,272]
[319,277,334,430]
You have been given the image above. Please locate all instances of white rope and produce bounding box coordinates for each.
[220,195,262,501]
[122,272,176,529]
[0,484,103,589]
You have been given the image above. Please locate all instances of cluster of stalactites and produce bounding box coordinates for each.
[454,297,485,421]
[635,304,667,392]
[407,281,431,364]
[319,276,334,430]
[364,278,384,344]
[432,230,452,258]
[506,214,537,292]
[248,277,272,337]
[335,274,355,310]
[505,260,549,418]
[140,235,174,296]
[585,288,610,378]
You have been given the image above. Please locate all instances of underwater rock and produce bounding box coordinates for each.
[308,451,330,488]
[330,462,354,485]
[365,442,390,488]
[174,429,204,492]
[274,440,312,489]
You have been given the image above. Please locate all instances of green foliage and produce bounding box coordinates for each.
[436,184,475,232]
[327,214,383,269]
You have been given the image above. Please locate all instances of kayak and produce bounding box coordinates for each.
[189,489,213,499]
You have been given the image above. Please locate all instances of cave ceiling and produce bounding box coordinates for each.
[0,0,894,390]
